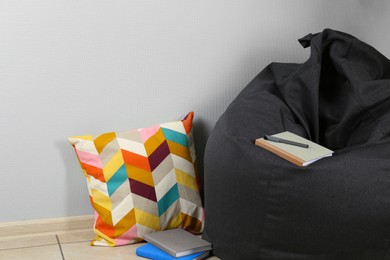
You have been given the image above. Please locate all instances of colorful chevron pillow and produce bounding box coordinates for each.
[68,112,204,246]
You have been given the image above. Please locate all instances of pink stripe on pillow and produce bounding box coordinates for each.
[114,225,139,246]
[139,125,160,143]
[76,150,103,168]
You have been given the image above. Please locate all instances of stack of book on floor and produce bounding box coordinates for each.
[136,228,212,260]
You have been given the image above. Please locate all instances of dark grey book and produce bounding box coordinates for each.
[143,228,212,258]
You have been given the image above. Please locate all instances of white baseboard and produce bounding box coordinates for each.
[0,215,94,238]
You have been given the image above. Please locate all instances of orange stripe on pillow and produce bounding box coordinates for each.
[93,203,115,238]
[121,149,151,172]
[181,112,194,134]
[81,162,106,182]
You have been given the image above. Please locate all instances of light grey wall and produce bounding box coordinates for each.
[0,0,389,222]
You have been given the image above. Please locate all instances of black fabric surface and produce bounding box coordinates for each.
[202,29,390,259]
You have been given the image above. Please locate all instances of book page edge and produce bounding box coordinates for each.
[255,138,305,167]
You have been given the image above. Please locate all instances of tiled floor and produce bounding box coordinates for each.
[0,229,138,259]
[0,229,219,259]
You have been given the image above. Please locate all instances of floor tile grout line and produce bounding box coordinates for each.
[0,243,59,252]
[59,240,91,245]
[55,235,65,260]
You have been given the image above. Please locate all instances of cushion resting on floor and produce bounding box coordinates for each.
[202,29,390,259]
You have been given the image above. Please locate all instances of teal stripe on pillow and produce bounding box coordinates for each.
[107,165,128,196]
[158,183,179,216]
[161,128,189,147]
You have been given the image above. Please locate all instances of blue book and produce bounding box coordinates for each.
[136,243,209,260]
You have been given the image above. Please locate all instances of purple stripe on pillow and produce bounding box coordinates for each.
[148,141,170,171]
[129,178,157,202]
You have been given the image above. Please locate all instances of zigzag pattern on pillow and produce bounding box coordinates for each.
[69,112,204,246]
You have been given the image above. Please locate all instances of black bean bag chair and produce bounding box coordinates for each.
[202,29,390,260]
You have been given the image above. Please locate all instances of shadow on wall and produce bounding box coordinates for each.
[192,118,209,202]
[56,140,93,218]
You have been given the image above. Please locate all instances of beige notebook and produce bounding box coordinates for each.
[255,131,333,166]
